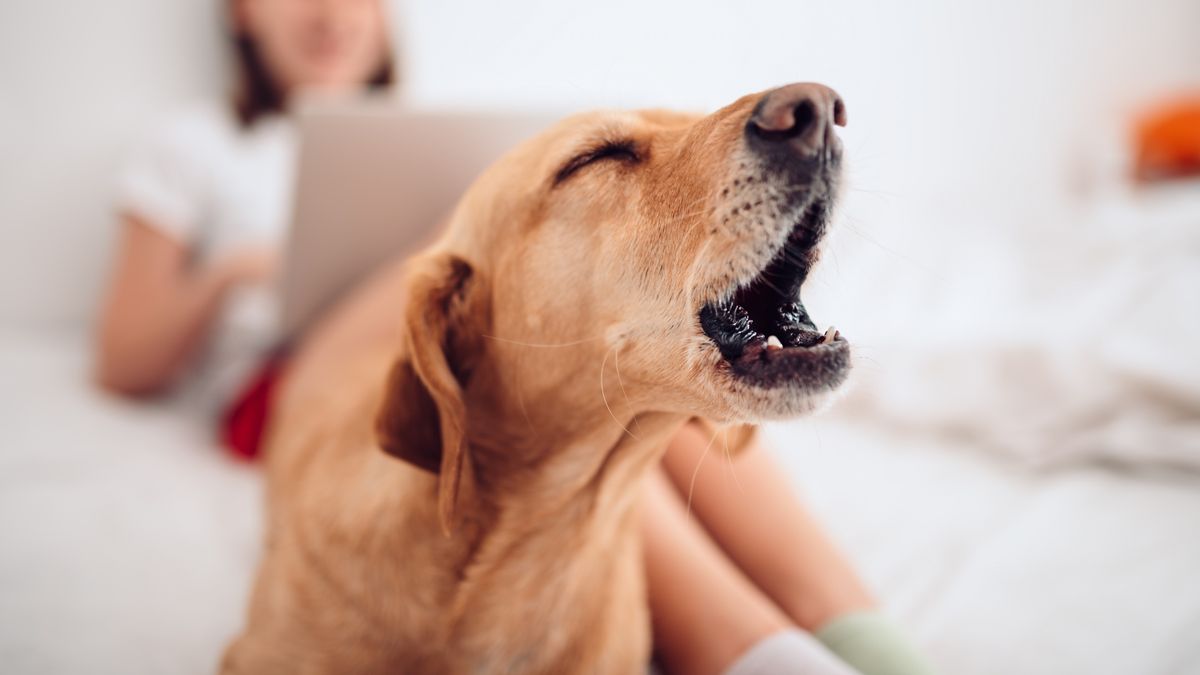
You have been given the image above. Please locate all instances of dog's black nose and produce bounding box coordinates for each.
[746,83,846,163]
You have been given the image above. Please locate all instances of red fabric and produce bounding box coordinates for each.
[220,354,288,461]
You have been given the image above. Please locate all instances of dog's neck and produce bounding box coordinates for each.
[431,374,685,621]
[461,355,684,522]
[470,407,682,525]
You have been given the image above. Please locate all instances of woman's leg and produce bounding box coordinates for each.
[642,467,788,675]
[658,421,876,632]
[658,427,939,675]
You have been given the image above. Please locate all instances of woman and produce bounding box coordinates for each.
[95,2,931,673]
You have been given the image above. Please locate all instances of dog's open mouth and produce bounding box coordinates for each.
[699,202,850,389]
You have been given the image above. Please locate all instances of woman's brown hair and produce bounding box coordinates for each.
[227,7,396,127]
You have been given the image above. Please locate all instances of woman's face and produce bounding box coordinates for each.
[237,0,389,94]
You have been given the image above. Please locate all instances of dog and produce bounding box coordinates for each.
[221,82,850,674]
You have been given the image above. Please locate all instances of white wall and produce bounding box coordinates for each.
[399,0,1200,222]
[2,0,1198,330]
[0,0,225,329]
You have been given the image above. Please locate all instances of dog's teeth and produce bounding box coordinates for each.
[766,335,783,350]
[822,326,837,344]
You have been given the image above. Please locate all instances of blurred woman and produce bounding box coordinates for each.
[96,0,392,409]
[94,2,929,674]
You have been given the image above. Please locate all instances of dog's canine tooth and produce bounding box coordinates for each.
[822,326,837,344]
[766,335,783,350]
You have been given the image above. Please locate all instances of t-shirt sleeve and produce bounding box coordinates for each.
[114,114,212,243]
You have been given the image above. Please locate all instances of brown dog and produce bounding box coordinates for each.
[221,83,850,674]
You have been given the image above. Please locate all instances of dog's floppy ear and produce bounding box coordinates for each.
[376,252,487,535]
[691,418,759,457]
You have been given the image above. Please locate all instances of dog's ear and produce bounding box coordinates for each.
[376,252,487,535]
[691,418,759,457]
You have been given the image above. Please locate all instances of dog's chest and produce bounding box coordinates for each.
[448,524,651,673]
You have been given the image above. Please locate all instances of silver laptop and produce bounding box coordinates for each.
[281,98,559,337]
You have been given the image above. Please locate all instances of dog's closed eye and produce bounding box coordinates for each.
[554,139,640,185]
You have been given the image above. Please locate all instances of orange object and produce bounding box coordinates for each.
[1134,94,1200,182]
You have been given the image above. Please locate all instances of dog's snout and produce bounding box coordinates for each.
[745,83,846,163]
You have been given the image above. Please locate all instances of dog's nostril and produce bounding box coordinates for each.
[748,100,815,141]
[833,98,846,127]
[745,82,846,162]
[790,100,816,139]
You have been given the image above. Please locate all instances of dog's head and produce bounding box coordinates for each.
[379,83,851,529]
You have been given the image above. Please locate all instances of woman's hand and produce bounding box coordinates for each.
[213,246,279,290]
[93,215,278,397]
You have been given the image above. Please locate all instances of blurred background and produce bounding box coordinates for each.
[1,1,1198,674]
[3,0,1199,328]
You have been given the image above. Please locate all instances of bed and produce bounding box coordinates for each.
[3,325,1198,675]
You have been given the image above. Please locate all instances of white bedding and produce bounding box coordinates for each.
[3,330,1199,675]
[0,332,260,674]
[824,181,1200,473]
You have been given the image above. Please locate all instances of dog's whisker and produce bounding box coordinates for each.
[612,347,643,434]
[655,204,713,228]
[781,249,811,266]
[512,359,538,436]
[721,432,745,494]
[685,428,722,520]
[683,236,716,314]
[600,345,640,440]
[845,183,901,199]
[657,211,709,229]
[718,431,736,485]
[839,218,938,277]
[753,274,788,297]
[672,213,712,241]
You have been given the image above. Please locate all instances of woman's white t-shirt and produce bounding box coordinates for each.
[115,101,297,414]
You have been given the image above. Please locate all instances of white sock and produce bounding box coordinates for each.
[722,628,860,675]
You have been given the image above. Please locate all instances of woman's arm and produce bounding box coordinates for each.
[93,214,274,397]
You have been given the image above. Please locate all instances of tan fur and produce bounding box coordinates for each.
[222,87,839,674]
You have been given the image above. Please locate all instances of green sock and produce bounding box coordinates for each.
[815,611,938,675]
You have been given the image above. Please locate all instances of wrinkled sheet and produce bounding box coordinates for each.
[813,180,1200,471]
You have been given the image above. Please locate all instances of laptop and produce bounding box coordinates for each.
[280,97,560,337]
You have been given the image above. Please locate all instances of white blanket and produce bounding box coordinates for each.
[823,180,1200,471]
